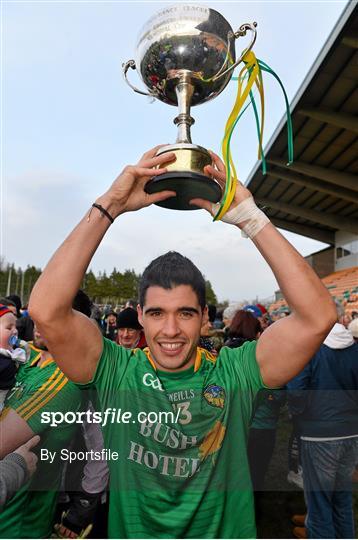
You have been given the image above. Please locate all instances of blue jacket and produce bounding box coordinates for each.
[287,325,358,438]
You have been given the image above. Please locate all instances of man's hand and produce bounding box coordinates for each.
[13,435,40,477]
[97,146,176,218]
[190,150,252,219]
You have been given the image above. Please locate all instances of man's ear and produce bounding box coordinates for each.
[137,304,144,327]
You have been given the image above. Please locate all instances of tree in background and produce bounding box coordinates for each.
[205,279,218,305]
[2,258,218,308]
[0,259,42,304]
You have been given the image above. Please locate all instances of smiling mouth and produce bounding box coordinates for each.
[158,342,186,354]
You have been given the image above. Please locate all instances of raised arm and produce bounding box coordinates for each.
[191,152,336,388]
[29,147,175,383]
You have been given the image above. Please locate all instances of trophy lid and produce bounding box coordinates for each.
[135,4,236,106]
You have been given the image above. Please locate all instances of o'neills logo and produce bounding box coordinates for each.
[203,384,226,409]
[142,372,164,392]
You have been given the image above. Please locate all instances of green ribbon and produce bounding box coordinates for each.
[230,58,294,174]
[257,58,294,166]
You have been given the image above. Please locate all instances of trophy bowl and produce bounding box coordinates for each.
[123,4,257,210]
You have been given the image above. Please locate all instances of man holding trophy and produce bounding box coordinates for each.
[27,5,336,539]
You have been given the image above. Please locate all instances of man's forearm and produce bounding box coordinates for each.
[248,222,335,325]
[202,155,334,323]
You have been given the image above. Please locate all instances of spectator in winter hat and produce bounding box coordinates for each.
[116,308,145,350]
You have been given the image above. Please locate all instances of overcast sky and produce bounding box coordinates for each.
[2,0,348,302]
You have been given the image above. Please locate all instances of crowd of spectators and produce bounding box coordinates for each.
[0,291,357,539]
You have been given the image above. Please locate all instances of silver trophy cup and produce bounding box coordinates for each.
[123,4,257,210]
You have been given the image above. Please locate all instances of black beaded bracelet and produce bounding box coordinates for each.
[91,203,114,224]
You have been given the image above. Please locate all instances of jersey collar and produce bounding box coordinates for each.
[29,342,53,368]
[143,347,203,373]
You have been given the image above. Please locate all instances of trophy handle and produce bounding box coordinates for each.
[122,59,158,97]
[212,22,258,82]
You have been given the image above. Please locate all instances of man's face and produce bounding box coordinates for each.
[117,327,141,349]
[0,313,17,350]
[258,315,269,330]
[138,285,207,372]
[107,314,117,326]
[33,324,48,350]
[200,319,212,337]
[223,317,231,328]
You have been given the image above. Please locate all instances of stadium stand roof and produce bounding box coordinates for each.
[246,2,358,245]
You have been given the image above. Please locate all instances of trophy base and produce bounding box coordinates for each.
[145,171,221,211]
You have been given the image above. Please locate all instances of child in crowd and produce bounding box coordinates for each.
[0,304,29,411]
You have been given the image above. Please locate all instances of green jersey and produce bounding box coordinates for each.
[81,337,265,538]
[0,344,83,539]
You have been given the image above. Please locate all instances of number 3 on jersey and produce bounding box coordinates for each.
[173,401,192,425]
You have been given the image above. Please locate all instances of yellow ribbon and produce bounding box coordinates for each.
[215,51,262,221]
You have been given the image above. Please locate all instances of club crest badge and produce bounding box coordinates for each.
[203,384,226,409]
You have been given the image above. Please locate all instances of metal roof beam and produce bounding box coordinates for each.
[297,107,358,133]
[245,1,357,187]
[266,170,358,204]
[271,218,335,244]
[257,198,358,234]
[342,35,358,48]
[268,159,357,191]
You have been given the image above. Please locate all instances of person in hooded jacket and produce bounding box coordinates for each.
[288,302,358,540]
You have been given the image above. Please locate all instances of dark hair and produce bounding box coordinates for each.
[6,295,22,316]
[228,310,262,341]
[72,290,92,318]
[139,252,206,310]
[208,304,217,323]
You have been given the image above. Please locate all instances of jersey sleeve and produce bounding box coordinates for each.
[76,337,132,392]
[6,370,83,434]
[220,341,266,427]
[230,341,265,393]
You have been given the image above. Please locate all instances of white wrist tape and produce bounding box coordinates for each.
[212,197,270,239]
